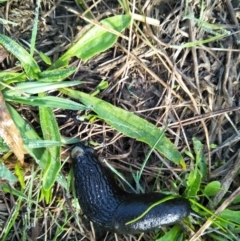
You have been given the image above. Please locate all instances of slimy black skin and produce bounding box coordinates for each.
[71,143,191,234]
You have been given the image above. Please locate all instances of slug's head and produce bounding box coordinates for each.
[71,143,95,163]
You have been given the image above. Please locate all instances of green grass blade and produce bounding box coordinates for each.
[137,127,167,180]
[6,103,49,169]
[103,158,136,193]
[0,17,18,25]
[117,0,130,13]
[4,80,82,96]
[39,95,61,191]
[60,88,185,166]
[126,195,179,225]
[0,34,41,79]
[0,183,28,200]
[75,0,94,19]
[4,95,86,110]
[0,197,23,241]
[171,33,227,48]
[24,139,61,148]
[183,15,229,35]
[52,14,131,68]
[30,0,41,56]
[6,104,67,190]
[15,163,25,189]
[39,51,52,65]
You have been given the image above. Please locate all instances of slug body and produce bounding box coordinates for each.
[72,143,191,234]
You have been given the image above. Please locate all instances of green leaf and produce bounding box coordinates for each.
[185,169,201,197]
[39,94,61,192]
[91,80,109,96]
[0,136,10,152]
[156,226,182,241]
[203,181,221,197]
[41,188,52,205]
[60,88,185,166]
[193,137,207,180]
[38,67,76,82]
[0,163,18,184]
[185,138,205,197]
[0,34,41,79]
[232,195,240,204]
[5,95,86,110]
[0,72,27,90]
[210,143,217,149]
[193,137,203,163]
[219,209,240,225]
[184,150,194,159]
[52,14,131,68]
[97,80,108,90]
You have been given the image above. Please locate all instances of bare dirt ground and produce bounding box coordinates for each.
[0,0,240,240]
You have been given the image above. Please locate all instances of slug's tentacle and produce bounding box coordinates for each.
[72,143,191,234]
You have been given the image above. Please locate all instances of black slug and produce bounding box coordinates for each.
[71,143,191,234]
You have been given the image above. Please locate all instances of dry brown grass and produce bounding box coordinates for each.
[0,0,240,240]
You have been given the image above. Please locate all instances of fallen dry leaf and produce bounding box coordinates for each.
[0,46,8,63]
[0,91,24,163]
